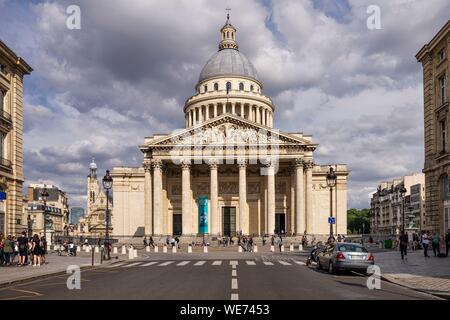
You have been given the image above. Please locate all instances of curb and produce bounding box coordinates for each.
[380,275,449,299]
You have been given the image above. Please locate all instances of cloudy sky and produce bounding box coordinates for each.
[0,0,449,210]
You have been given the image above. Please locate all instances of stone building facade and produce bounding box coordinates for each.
[112,16,348,240]
[0,40,32,235]
[370,173,425,235]
[416,20,450,235]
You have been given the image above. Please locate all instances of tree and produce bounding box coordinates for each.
[347,208,371,234]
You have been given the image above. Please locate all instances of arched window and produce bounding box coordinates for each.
[250,84,254,91]
[214,83,219,91]
[204,85,207,93]
[239,83,244,91]
[227,31,230,38]
[226,82,232,94]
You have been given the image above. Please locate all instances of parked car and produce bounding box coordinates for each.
[317,242,374,275]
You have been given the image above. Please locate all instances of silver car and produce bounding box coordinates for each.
[317,242,374,275]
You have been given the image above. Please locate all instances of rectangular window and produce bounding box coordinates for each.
[440,119,447,152]
[439,75,447,105]
[439,49,446,63]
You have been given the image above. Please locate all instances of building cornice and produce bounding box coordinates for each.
[0,40,33,75]
[416,20,450,62]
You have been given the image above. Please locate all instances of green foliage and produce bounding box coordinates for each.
[347,208,371,234]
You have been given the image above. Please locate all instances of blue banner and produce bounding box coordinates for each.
[0,192,6,201]
[198,195,208,234]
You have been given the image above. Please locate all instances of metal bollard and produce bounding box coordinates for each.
[188,245,192,253]
[203,246,208,253]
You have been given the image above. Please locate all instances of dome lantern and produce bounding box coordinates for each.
[219,13,238,51]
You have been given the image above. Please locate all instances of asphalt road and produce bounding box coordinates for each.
[0,253,440,300]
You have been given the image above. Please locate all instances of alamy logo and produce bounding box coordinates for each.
[66,5,81,30]
[366,265,381,290]
[66,265,81,290]
[366,5,381,30]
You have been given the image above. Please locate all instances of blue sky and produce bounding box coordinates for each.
[0,0,449,209]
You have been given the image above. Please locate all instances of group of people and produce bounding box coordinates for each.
[143,236,155,248]
[0,232,47,267]
[217,235,234,247]
[238,235,253,251]
[398,229,450,260]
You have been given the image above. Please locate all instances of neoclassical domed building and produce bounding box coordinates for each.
[111,16,349,240]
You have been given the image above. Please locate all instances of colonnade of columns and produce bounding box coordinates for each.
[185,102,273,128]
[143,158,314,236]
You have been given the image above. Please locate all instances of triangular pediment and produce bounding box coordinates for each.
[141,114,316,149]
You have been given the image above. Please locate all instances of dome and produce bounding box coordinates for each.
[198,49,259,83]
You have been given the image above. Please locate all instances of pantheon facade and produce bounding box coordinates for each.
[111,17,349,239]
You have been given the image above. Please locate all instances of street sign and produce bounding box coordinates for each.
[328,217,336,224]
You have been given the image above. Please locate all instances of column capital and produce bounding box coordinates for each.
[180,159,191,170]
[207,159,219,169]
[303,160,314,170]
[237,158,247,168]
[152,159,163,170]
[143,159,152,172]
[293,158,304,168]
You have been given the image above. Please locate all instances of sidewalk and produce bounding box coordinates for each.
[375,250,450,297]
[0,252,120,286]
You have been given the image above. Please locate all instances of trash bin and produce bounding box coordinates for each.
[384,239,392,249]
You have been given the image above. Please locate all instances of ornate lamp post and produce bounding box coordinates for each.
[326,167,337,239]
[399,186,407,232]
[40,187,49,239]
[102,170,113,260]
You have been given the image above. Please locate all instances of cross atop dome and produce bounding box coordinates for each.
[219,10,239,51]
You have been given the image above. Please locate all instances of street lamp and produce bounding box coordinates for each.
[102,170,113,260]
[40,187,49,240]
[399,186,407,232]
[326,167,337,239]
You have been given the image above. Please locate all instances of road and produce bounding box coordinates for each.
[0,253,441,300]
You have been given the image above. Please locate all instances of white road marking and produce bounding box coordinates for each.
[231,293,239,300]
[141,261,158,267]
[212,260,222,266]
[294,260,306,265]
[106,263,127,268]
[232,270,237,277]
[158,261,174,266]
[232,278,238,290]
[230,261,238,269]
[278,261,292,266]
[122,262,142,268]
[246,261,256,265]
[263,261,274,265]
[194,261,206,266]
[176,261,190,266]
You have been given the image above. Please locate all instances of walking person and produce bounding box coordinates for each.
[143,236,148,247]
[278,236,283,252]
[2,235,14,266]
[31,234,42,266]
[262,234,266,246]
[445,229,450,257]
[399,231,408,261]
[17,231,28,266]
[421,231,430,258]
[149,236,155,248]
[431,232,441,256]
[40,236,47,264]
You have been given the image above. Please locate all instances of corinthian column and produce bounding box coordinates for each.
[295,159,305,235]
[266,163,275,234]
[152,159,163,235]
[209,161,219,235]
[238,159,248,234]
[181,161,191,236]
[305,160,314,234]
[144,159,153,235]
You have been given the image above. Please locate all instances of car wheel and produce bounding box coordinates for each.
[328,262,335,274]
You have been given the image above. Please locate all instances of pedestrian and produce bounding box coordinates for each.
[2,235,14,266]
[399,231,408,261]
[421,231,430,258]
[143,236,148,247]
[262,234,266,246]
[445,229,450,257]
[271,235,275,246]
[17,231,28,266]
[0,233,4,265]
[431,232,441,256]
[149,236,155,248]
[175,236,180,249]
[278,236,283,252]
[248,237,253,252]
[40,236,47,264]
[32,234,42,266]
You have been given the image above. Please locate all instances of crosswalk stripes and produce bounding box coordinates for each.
[123,262,142,268]
[141,262,158,267]
[111,259,307,268]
